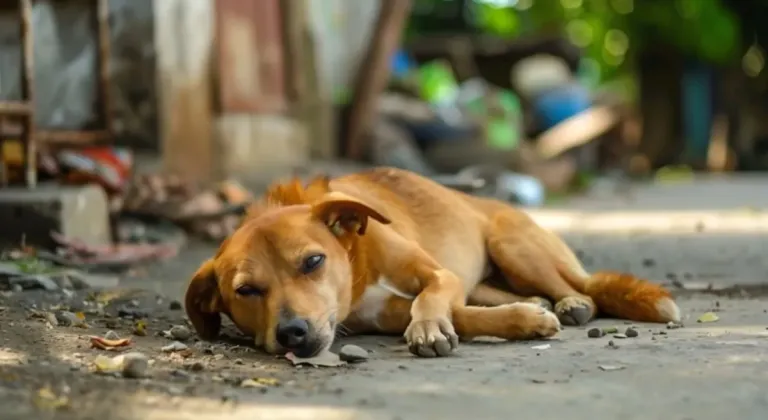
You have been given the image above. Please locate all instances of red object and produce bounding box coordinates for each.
[57,147,132,194]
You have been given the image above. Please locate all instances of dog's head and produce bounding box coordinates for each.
[184,177,390,357]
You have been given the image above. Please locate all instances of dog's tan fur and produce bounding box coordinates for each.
[185,167,681,358]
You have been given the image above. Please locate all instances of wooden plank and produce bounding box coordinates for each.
[154,0,217,182]
[215,0,286,113]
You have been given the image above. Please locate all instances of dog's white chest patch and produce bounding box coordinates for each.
[355,277,415,327]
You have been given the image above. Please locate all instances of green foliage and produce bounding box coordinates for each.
[408,0,742,82]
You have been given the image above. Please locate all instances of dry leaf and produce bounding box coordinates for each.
[90,336,131,351]
[240,377,280,388]
[133,320,147,336]
[697,312,719,323]
[598,365,625,372]
[34,387,70,411]
[285,350,346,367]
[92,355,122,373]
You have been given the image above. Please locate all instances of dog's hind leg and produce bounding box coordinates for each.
[484,210,599,325]
[468,283,552,311]
[484,210,681,325]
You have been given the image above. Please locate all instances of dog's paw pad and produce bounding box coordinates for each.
[555,296,595,326]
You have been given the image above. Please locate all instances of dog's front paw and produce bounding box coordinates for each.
[404,317,459,358]
[505,302,562,339]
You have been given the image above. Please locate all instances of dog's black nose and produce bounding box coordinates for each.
[276,318,310,349]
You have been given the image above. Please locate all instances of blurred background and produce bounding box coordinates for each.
[1,0,768,251]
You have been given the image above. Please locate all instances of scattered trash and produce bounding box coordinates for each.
[240,377,280,388]
[667,321,683,329]
[161,341,189,353]
[587,328,604,338]
[602,327,618,334]
[625,327,639,338]
[598,365,625,372]
[339,344,369,363]
[697,312,719,323]
[90,335,132,351]
[285,350,346,367]
[531,344,551,350]
[613,334,628,339]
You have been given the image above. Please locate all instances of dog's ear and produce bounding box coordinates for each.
[184,258,223,340]
[312,192,391,236]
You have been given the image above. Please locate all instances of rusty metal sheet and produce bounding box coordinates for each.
[215,0,286,113]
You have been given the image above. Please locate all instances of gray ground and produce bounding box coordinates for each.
[2,175,768,420]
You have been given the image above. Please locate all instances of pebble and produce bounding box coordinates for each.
[185,361,205,372]
[170,369,192,381]
[587,328,604,338]
[104,330,120,341]
[606,340,619,349]
[169,300,183,311]
[121,352,149,378]
[625,327,639,338]
[11,284,23,293]
[55,311,82,327]
[339,344,369,363]
[169,325,193,341]
[613,333,627,339]
[162,341,189,353]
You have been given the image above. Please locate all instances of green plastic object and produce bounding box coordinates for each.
[417,61,459,104]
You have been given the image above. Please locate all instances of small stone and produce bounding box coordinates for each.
[169,325,192,341]
[234,358,244,365]
[55,311,81,327]
[169,300,182,311]
[11,284,23,293]
[121,352,149,378]
[185,362,205,372]
[666,321,683,330]
[613,334,627,339]
[606,340,619,349]
[339,344,369,363]
[170,369,192,381]
[625,327,639,338]
[162,341,189,353]
[104,330,120,341]
[641,258,655,267]
[587,328,604,338]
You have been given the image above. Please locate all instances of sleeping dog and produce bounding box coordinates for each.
[185,167,680,358]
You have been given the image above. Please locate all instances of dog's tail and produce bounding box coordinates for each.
[578,271,681,323]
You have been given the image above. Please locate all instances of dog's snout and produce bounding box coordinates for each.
[276,318,310,349]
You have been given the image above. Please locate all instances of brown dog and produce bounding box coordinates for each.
[185,167,680,358]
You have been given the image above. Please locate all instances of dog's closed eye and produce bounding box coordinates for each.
[300,253,325,275]
[235,284,264,297]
